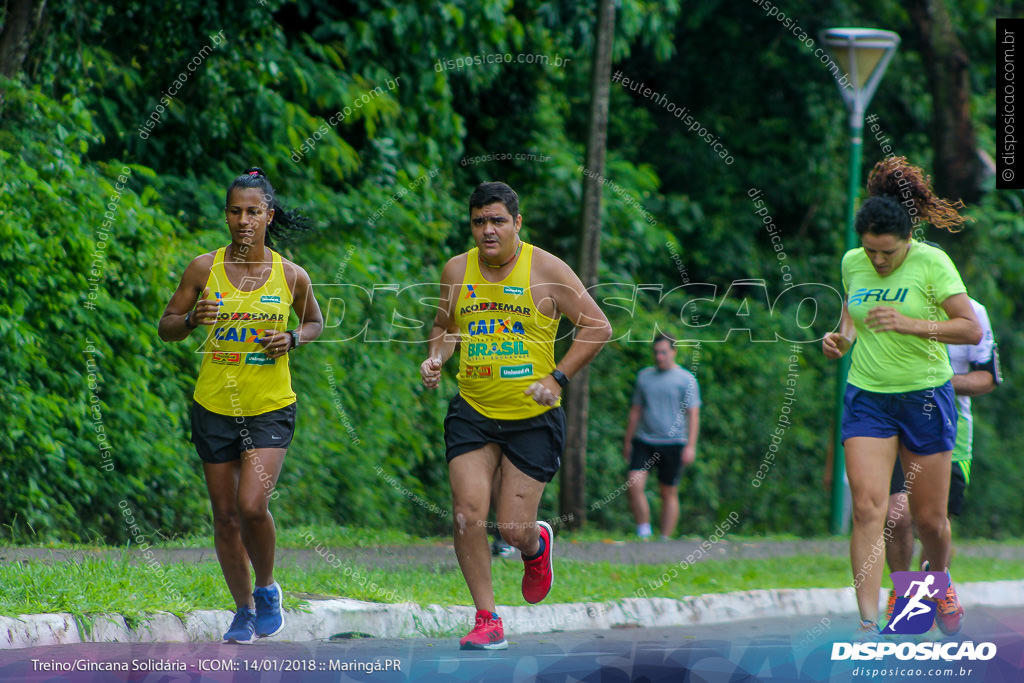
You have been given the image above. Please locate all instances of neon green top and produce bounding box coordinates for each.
[842,241,965,393]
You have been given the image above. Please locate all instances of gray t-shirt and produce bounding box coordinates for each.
[632,365,701,445]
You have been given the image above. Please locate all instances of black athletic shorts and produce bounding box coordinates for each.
[190,400,296,464]
[444,393,565,483]
[889,459,969,517]
[628,439,686,487]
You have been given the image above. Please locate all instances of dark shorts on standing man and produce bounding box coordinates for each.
[444,393,565,483]
[629,439,686,487]
[190,400,296,464]
[841,382,957,455]
[890,458,969,516]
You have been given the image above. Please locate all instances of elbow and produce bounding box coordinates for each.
[304,321,325,343]
[588,322,613,350]
[966,322,983,346]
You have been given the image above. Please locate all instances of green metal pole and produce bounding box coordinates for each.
[830,120,864,536]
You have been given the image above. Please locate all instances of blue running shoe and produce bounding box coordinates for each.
[253,582,284,637]
[223,607,256,644]
[854,619,881,643]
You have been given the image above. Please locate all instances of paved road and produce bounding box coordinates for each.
[4,538,1024,569]
[3,607,1023,682]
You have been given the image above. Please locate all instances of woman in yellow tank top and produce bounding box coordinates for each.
[158,168,323,643]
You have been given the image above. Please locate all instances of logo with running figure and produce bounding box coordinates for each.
[882,571,949,635]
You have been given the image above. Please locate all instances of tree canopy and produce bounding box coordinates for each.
[0,0,1019,542]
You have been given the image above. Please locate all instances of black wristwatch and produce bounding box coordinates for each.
[551,369,570,388]
[288,329,300,351]
[184,310,198,330]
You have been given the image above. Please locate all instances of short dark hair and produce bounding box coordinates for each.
[469,181,519,218]
[855,195,913,239]
[653,333,676,347]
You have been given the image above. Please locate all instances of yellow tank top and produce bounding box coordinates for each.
[456,242,559,419]
[193,247,296,416]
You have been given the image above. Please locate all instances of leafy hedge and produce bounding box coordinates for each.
[2,0,1022,543]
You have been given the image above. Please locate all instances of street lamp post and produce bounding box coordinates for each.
[820,28,900,536]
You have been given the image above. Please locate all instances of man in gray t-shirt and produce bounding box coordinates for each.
[623,334,701,540]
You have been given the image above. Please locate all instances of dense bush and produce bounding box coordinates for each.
[1,0,1020,542]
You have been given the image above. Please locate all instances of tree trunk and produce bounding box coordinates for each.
[906,0,986,203]
[560,0,615,530]
[0,0,43,78]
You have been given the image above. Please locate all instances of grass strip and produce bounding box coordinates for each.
[2,554,1023,621]
[10,525,1024,550]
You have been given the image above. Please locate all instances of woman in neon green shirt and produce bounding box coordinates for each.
[822,157,981,638]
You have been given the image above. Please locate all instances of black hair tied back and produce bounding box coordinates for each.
[226,166,312,248]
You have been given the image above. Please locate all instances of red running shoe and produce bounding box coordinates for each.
[521,521,554,604]
[884,589,897,627]
[459,609,508,650]
[936,575,964,635]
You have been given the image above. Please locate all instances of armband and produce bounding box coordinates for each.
[969,344,1002,385]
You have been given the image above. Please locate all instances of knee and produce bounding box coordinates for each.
[211,509,241,536]
[499,521,534,550]
[626,473,646,491]
[237,497,269,525]
[851,496,887,527]
[452,499,488,525]
[452,501,488,537]
[886,501,912,531]
[913,512,948,539]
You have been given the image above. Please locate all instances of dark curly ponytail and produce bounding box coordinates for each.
[856,156,972,238]
[225,167,311,248]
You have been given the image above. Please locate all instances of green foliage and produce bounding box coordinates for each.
[0,81,207,541]
[0,0,1019,543]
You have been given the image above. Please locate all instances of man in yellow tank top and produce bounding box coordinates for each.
[420,182,611,650]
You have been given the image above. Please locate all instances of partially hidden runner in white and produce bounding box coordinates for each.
[420,181,611,650]
[883,295,1001,633]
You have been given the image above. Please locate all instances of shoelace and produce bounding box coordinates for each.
[938,586,959,613]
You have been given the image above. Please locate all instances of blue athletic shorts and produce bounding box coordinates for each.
[841,382,956,455]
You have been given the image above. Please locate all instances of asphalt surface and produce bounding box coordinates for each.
[5,539,1024,682]
[4,606,1024,682]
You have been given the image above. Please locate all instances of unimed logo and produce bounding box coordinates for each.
[831,641,997,662]
[500,363,533,379]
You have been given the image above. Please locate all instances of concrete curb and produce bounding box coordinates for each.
[3,579,1023,649]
